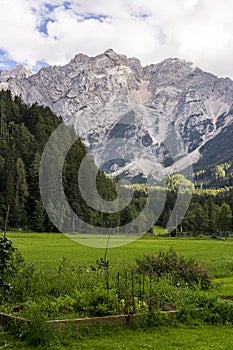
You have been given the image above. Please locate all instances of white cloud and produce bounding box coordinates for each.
[0,0,233,78]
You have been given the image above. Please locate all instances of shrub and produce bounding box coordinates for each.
[38,288,117,318]
[83,287,117,316]
[203,298,233,324]
[134,248,211,290]
[0,236,23,296]
[17,304,56,347]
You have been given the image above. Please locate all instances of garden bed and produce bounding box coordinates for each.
[0,308,191,327]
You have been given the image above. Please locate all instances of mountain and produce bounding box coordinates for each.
[1,49,233,181]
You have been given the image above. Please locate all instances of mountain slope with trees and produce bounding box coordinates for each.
[193,121,233,187]
[0,90,119,232]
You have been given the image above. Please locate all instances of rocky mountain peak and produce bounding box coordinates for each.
[70,52,90,65]
[144,57,196,88]
[0,65,32,81]
[0,50,233,180]
[103,48,127,61]
[91,49,131,74]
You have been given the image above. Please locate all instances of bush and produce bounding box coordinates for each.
[37,288,117,318]
[134,248,211,290]
[17,304,57,347]
[0,236,23,296]
[203,298,233,324]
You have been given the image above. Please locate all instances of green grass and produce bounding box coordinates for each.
[153,225,167,235]
[6,231,233,295]
[62,325,233,350]
[1,324,233,349]
[7,232,233,274]
[214,277,233,295]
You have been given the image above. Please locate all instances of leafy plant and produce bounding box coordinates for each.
[134,248,211,290]
[18,303,56,347]
[0,236,23,295]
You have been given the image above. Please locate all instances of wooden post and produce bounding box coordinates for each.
[4,204,10,238]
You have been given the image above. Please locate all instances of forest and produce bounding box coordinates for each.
[0,90,118,232]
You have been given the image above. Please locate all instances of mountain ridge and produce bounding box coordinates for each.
[1,49,233,180]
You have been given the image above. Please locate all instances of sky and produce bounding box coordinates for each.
[0,0,233,78]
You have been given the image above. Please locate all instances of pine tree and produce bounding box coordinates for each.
[14,157,29,227]
[217,202,232,232]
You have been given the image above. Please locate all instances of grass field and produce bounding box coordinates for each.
[57,325,233,350]
[2,232,233,349]
[1,323,233,349]
[8,232,233,279]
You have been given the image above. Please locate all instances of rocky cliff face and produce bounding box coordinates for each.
[1,49,233,179]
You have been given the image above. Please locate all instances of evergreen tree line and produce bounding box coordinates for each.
[180,189,233,234]
[0,90,61,231]
[0,90,119,232]
[129,184,233,235]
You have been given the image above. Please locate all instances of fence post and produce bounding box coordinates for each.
[149,272,152,313]
[106,269,109,290]
[142,273,145,295]
[117,272,120,314]
[138,272,142,300]
[131,271,135,313]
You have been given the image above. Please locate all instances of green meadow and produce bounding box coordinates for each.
[1,324,233,350]
[8,232,233,282]
[1,232,233,349]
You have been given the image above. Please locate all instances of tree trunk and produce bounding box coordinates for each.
[4,204,10,238]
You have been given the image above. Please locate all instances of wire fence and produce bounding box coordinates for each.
[101,270,160,314]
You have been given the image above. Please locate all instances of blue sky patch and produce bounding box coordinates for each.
[37,18,56,35]
[82,13,108,23]
[32,60,50,73]
[0,49,19,70]
[63,1,72,10]
[131,12,150,20]
[0,48,49,72]
[0,58,19,71]
[44,3,60,13]
[0,49,6,57]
